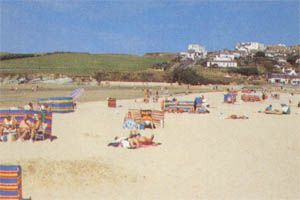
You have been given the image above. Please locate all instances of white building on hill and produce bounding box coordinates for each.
[180,44,207,60]
[268,73,300,85]
[207,53,238,68]
[188,44,207,55]
[235,42,265,53]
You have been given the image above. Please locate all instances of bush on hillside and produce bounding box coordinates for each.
[0,53,36,61]
[227,67,260,76]
[287,54,299,65]
[255,51,265,57]
[170,68,200,85]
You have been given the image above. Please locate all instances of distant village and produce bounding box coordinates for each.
[178,42,300,85]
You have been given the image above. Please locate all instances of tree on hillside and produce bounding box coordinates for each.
[263,63,274,73]
[93,71,109,82]
[255,51,265,57]
[287,54,299,66]
[171,68,200,85]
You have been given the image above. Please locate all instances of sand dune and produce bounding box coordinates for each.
[1,91,300,200]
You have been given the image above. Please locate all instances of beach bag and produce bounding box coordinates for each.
[0,135,7,142]
[139,124,145,130]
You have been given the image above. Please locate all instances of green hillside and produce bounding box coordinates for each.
[0,53,175,75]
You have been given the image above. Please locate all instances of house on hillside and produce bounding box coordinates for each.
[291,77,300,85]
[268,74,290,84]
[180,44,207,61]
[274,65,281,69]
[282,67,298,76]
[180,50,198,60]
[276,57,287,63]
[235,42,265,54]
[207,53,238,68]
[268,73,300,85]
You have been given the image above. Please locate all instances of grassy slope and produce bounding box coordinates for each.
[0,53,174,75]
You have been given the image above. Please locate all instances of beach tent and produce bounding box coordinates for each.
[0,165,22,200]
[38,97,74,113]
[224,94,236,103]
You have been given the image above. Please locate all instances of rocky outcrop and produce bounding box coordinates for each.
[0,73,98,86]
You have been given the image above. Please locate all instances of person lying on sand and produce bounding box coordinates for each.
[129,132,156,147]
[108,136,131,148]
[226,114,248,119]
[108,132,157,148]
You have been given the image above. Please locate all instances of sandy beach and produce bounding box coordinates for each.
[1,90,300,200]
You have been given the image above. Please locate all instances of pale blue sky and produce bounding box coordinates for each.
[0,0,299,55]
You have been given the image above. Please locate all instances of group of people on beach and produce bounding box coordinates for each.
[0,114,45,142]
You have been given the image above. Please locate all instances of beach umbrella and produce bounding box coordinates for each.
[123,119,138,130]
[70,88,84,99]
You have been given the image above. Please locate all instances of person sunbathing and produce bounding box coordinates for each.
[226,114,248,119]
[129,132,155,147]
[109,133,157,148]
[17,114,33,141]
[108,136,131,148]
[0,115,17,139]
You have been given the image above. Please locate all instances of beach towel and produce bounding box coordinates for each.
[264,110,283,115]
[108,142,161,149]
[136,143,162,148]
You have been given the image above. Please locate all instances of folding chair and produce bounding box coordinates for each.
[34,123,48,141]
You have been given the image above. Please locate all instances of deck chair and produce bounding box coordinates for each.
[34,123,48,141]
